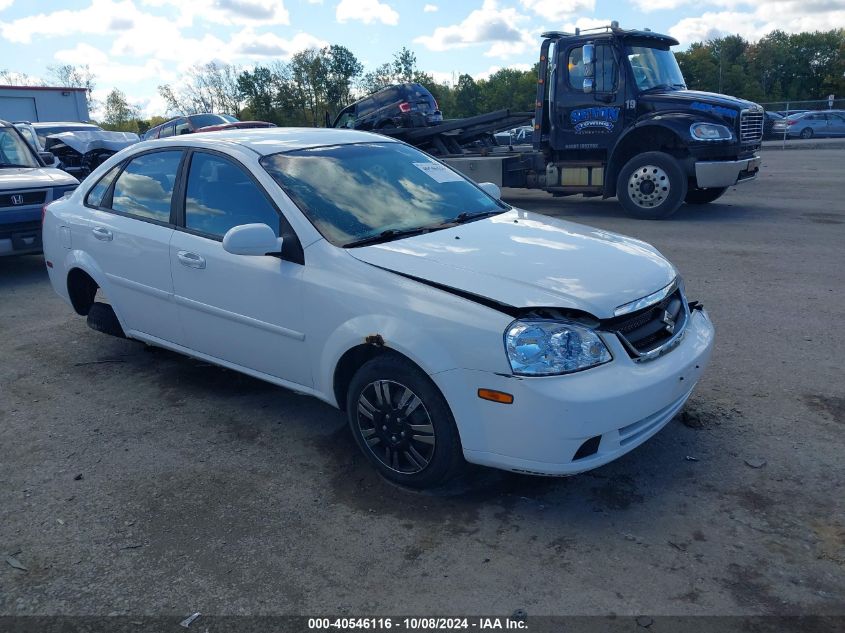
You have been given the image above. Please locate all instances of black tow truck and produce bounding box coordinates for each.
[383,23,765,219]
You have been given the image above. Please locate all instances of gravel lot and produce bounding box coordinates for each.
[1,148,843,618]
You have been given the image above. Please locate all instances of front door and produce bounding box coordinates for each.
[552,41,625,153]
[169,150,311,387]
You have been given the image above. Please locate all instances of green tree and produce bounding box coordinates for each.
[103,88,139,131]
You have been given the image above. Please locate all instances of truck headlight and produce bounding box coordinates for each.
[690,122,733,141]
[504,320,611,376]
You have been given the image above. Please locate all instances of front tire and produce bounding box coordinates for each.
[346,355,464,488]
[616,151,687,220]
[685,186,728,204]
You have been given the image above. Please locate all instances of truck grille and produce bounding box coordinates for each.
[602,287,688,361]
[0,190,46,208]
[740,109,764,145]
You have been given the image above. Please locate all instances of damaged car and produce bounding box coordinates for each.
[43,128,714,488]
[44,130,139,179]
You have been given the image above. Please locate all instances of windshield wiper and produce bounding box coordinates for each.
[343,227,430,248]
[639,84,676,94]
[443,210,504,225]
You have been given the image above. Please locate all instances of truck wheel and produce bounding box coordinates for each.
[617,152,687,220]
[800,127,813,139]
[346,354,464,489]
[685,187,728,204]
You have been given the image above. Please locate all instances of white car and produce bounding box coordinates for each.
[43,128,715,488]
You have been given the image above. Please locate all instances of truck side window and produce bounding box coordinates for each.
[568,45,618,93]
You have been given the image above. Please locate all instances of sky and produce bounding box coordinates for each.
[0,0,842,117]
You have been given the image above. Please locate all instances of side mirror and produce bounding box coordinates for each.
[582,42,595,94]
[222,223,283,256]
[39,151,55,165]
[479,182,501,199]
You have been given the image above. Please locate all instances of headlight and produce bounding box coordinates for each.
[504,320,612,376]
[690,122,733,141]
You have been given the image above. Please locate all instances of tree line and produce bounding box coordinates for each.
[3,28,841,133]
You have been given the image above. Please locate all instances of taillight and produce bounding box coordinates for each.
[787,119,797,125]
[398,102,412,113]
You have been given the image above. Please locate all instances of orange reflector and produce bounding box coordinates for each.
[478,389,514,404]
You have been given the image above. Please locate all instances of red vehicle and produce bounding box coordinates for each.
[143,114,274,140]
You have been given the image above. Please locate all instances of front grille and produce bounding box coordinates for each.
[740,109,764,145]
[602,287,688,359]
[0,190,46,208]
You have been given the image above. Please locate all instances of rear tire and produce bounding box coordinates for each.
[685,187,728,204]
[800,127,813,139]
[616,151,687,220]
[346,354,464,489]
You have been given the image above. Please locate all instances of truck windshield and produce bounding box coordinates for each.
[626,46,687,92]
[0,127,39,168]
[260,142,508,247]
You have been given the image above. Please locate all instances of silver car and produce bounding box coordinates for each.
[772,110,845,139]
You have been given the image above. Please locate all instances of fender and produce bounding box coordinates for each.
[604,114,699,197]
[62,249,131,333]
[315,312,472,407]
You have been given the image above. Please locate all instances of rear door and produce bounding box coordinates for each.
[169,150,311,386]
[80,149,184,342]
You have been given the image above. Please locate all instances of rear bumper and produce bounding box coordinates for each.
[694,154,761,188]
[0,220,42,256]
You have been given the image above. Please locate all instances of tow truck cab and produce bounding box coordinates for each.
[531,23,763,218]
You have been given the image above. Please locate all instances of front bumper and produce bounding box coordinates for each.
[694,154,760,188]
[432,308,715,476]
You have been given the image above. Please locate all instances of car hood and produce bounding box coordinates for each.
[640,89,761,125]
[346,210,677,318]
[44,130,139,155]
[0,167,78,188]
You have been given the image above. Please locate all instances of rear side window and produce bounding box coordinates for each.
[110,151,182,222]
[184,152,280,238]
[174,118,190,135]
[158,124,175,138]
[85,165,120,207]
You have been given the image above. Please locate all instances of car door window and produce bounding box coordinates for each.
[567,45,616,93]
[110,151,182,222]
[158,124,175,138]
[184,152,280,238]
[174,118,190,135]
[85,165,121,207]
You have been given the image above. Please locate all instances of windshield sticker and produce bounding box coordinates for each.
[690,102,737,119]
[413,162,464,183]
[570,106,620,133]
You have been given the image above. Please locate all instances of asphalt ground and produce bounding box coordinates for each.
[1,148,843,619]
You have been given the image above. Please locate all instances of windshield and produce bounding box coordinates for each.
[260,142,507,247]
[0,127,39,168]
[626,46,686,92]
[190,114,238,128]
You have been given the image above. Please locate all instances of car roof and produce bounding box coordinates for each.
[139,127,400,156]
[31,121,100,128]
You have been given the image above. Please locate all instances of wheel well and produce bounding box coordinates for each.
[67,268,98,316]
[332,343,437,410]
[607,126,689,196]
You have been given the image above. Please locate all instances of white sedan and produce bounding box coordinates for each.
[43,128,714,488]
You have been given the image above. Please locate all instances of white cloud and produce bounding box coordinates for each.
[630,0,689,11]
[561,17,613,33]
[667,1,845,45]
[229,28,328,57]
[336,0,399,25]
[0,0,148,43]
[0,0,14,12]
[423,3,438,12]
[141,0,289,25]
[519,0,594,22]
[414,0,533,58]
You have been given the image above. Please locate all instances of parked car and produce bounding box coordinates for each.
[763,111,783,139]
[14,121,61,168]
[0,119,77,256]
[771,110,845,139]
[331,83,443,131]
[143,114,274,140]
[31,121,103,147]
[43,128,714,488]
[44,130,139,179]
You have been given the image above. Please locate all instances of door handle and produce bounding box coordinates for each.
[177,250,206,269]
[92,227,113,241]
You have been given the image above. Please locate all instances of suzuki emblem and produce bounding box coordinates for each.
[11,194,23,205]
[662,310,676,334]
